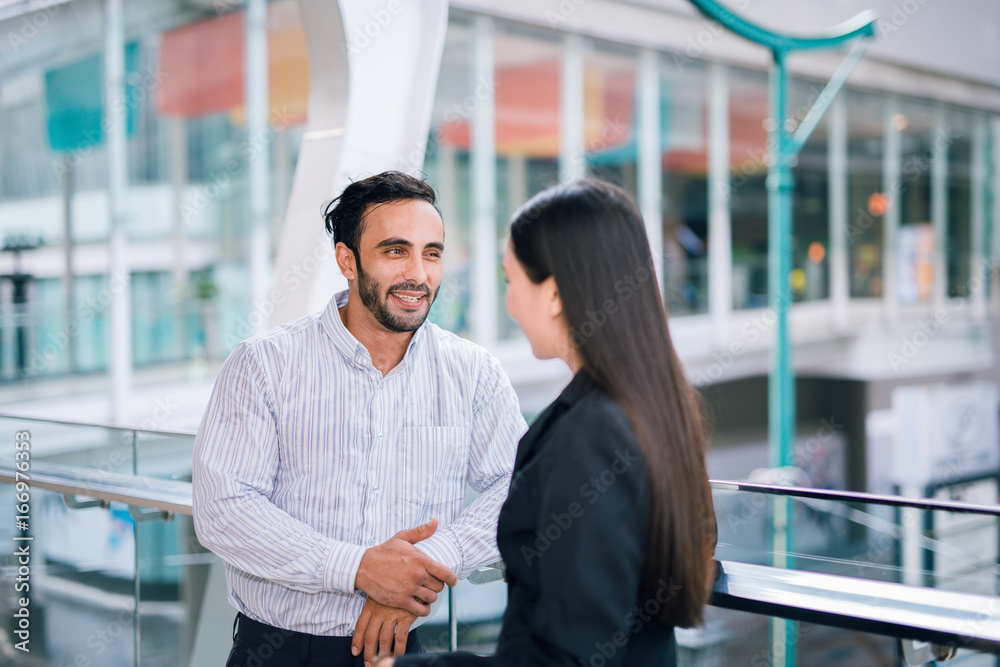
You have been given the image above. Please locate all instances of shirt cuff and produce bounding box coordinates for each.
[323,540,368,594]
[413,527,464,578]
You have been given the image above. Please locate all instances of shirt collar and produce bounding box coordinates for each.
[319,289,429,369]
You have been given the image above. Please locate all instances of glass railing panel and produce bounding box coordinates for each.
[420,578,507,653]
[0,416,201,666]
[0,484,139,664]
[712,480,1000,595]
[0,415,136,477]
[135,509,209,667]
[133,430,196,482]
[677,606,899,666]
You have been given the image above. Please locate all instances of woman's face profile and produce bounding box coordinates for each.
[501,239,565,363]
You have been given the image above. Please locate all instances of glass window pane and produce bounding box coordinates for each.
[790,78,830,302]
[897,99,935,304]
[583,42,638,201]
[661,57,708,316]
[494,24,562,341]
[846,89,885,299]
[729,67,769,310]
[425,17,475,339]
[946,108,974,298]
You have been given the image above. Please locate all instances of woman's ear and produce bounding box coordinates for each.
[335,242,357,281]
[544,277,563,319]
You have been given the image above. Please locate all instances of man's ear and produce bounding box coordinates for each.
[335,242,357,280]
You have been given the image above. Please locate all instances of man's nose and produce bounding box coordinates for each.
[401,253,428,286]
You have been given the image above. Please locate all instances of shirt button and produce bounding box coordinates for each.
[367,538,376,546]
[372,484,380,493]
[376,433,384,440]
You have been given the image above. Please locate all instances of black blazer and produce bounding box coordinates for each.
[397,370,676,667]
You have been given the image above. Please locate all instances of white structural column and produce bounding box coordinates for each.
[104,0,131,424]
[637,48,664,289]
[828,95,849,330]
[883,98,901,323]
[438,143,458,269]
[970,115,987,321]
[707,61,732,343]
[274,130,292,224]
[62,156,75,372]
[559,33,585,183]
[170,120,188,299]
[931,105,948,310]
[170,117,188,357]
[470,15,497,347]
[246,0,271,333]
[268,1,449,326]
[993,118,1000,317]
[507,154,527,216]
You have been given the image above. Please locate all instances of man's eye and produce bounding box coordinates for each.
[387,248,403,255]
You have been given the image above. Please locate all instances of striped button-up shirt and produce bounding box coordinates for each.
[193,290,526,636]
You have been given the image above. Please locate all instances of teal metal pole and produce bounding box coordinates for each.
[682,4,875,665]
[766,49,797,667]
[766,49,795,475]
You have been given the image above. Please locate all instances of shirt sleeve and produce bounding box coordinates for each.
[193,341,368,594]
[414,353,527,579]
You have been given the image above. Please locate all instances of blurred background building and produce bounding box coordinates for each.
[0,0,997,665]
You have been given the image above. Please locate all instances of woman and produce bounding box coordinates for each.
[384,179,717,667]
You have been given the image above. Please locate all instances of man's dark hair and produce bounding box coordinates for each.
[323,171,440,263]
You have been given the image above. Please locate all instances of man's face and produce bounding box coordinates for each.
[352,199,444,333]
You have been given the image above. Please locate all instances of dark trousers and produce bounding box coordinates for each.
[226,612,424,667]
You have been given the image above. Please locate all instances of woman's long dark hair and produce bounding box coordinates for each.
[510,179,716,628]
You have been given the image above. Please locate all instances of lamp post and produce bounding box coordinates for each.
[1,235,42,378]
[685,2,876,665]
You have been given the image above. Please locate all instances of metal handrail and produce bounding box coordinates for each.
[710,479,1000,516]
[0,461,192,516]
[0,412,198,438]
[712,560,1000,655]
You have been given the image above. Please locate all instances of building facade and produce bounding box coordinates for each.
[0,0,997,496]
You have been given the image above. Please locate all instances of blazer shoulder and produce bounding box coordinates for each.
[549,387,642,462]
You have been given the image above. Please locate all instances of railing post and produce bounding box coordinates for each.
[104,0,132,425]
[449,584,458,651]
[134,428,142,667]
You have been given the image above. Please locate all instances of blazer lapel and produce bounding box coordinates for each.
[512,400,564,470]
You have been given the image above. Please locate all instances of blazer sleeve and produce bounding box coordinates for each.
[396,400,653,667]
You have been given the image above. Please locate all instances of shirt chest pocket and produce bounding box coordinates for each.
[400,426,470,507]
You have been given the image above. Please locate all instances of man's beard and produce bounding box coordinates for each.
[357,264,438,333]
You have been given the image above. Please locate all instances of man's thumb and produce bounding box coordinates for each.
[397,518,438,544]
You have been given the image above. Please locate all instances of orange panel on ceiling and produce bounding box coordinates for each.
[156,2,309,125]
[438,59,562,157]
[495,58,561,156]
[587,67,634,149]
[156,11,243,118]
[440,59,634,159]
[730,89,768,170]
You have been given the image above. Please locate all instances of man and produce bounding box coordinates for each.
[193,171,526,667]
